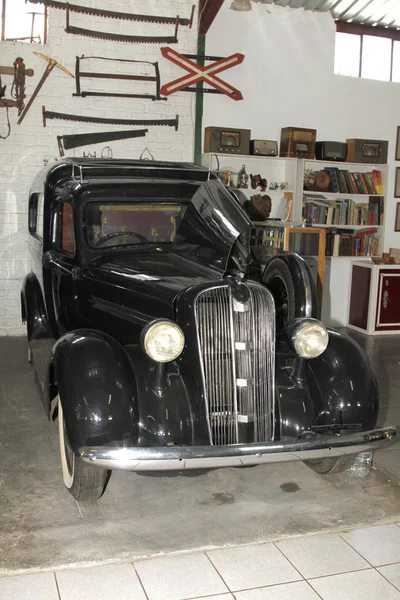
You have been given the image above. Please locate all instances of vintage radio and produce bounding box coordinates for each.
[346,138,388,164]
[280,127,317,159]
[204,126,251,154]
[250,139,278,156]
[315,141,347,162]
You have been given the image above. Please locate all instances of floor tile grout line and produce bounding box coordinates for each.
[305,566,373,581]
[304,580,324,600]
[272,540,307,581]
[338,531,378,568]
[131,562,150,600]
[204,551,233,594]
[53,571,62,600]
[375,565,400,593]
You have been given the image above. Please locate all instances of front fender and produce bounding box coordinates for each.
[276,329,379,439]
[53,329,139,452]
[307,329,379,431]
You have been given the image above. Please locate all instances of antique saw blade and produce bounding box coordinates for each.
[42,107,179,131]
[65,25,178,44]
[28,0,195,26]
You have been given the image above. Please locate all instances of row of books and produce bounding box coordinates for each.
[325,228,380,257]
[303,194,384,226]
[312,168,383,195]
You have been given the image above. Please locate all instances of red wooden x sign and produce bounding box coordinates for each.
[160,47,244,101]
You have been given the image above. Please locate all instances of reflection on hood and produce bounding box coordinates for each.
[175,179,253,273]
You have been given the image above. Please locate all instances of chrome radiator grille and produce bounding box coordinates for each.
[195,282,275,445]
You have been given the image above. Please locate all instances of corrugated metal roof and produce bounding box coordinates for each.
[253,0,400,29]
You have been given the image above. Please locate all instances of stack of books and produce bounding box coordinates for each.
[304,168,383,195]
[303,194,384,227]
[325,227,380,257]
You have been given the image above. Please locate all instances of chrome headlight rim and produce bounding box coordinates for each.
[289,318,329,359]
[142,319,185,363]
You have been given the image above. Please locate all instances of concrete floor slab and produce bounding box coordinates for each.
[0,335,399,576]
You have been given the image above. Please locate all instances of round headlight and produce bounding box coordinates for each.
[143,320,185,363]
[293,320,329,359]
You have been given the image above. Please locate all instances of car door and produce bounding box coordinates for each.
[47,201,83,335]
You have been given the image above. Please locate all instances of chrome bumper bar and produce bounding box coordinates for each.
[79,426,396,471]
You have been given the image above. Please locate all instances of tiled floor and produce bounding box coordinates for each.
[2,523,400,599]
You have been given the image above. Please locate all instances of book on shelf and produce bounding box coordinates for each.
[302,194,384,227]
[325,227,380,257]
[313,168,384,195]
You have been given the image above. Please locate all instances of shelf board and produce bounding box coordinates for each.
[204,152,297,162]
[303,191,382,197]
[237,187,294,194]
[305,224,382,230]
[302,159,388,169]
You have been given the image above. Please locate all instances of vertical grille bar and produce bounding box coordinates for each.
[196,286,236,445]
[247,282,276,442]
[195,282,275,445]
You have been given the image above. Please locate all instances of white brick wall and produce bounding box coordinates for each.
[0,0,197,335]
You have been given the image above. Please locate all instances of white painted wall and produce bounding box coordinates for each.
[0,0,197,334]
[203,2,400,326]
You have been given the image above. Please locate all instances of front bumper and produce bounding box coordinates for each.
[79,426,396,471]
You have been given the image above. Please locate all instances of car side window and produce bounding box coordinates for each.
[61,203,76,255]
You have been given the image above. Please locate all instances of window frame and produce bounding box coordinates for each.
[55,201,76,257]
[336,21,400,82]
[1,0,48,44]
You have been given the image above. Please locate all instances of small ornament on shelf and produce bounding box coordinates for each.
[237,164,249,189]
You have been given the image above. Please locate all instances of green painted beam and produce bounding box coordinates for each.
[194,35,206,166]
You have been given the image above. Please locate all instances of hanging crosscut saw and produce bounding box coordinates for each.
[42,106,179,130]
[73,56,166,102]
[27,0,195,44]
[57,128,148,157]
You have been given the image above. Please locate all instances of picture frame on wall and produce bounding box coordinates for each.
[395,203,400,232]
[395,168,400,199]
[396,126,400,161]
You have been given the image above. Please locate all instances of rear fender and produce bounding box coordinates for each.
[21,272,53,340]
[53,329,139,452]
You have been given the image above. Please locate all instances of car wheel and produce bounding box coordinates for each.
[58,397,109,501]
[304,453,372,476]
[262,259,296,331]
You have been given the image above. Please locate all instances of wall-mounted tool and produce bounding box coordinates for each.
[0,57,34,114]
[42,107,179,130]
[28,1,195,44]
[74,56,166,101]
[57,128,148,157]
[18,53,73,124]
[160,47,244,101]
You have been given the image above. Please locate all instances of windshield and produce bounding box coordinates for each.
[86,202,188,248]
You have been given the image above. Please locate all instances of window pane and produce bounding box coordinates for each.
[392,41,400,82]
[4,0,45,43]
[61,204,75,254]
[361,35,391,81]
[334,32,361,77]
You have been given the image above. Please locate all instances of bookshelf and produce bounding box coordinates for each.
[201,153,298,222]
[296,159,388,259]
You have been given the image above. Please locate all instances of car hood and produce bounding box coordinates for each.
[85,249,221,319]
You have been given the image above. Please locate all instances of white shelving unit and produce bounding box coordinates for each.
[296,159,388,245]
[296,159,389,327]
[201,153,298,222]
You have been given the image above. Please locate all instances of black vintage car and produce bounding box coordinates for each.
[21,158,395,501]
